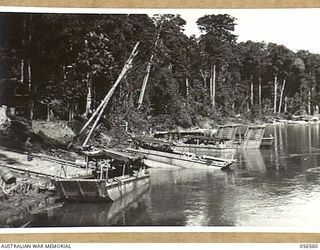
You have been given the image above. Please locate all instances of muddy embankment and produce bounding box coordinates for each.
[0,174,58,227]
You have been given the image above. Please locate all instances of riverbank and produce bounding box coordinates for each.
[0,168,58,227]
[0,147,84,227]
[0,188,58,227]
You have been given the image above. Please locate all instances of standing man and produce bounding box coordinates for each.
[25,137,33,161]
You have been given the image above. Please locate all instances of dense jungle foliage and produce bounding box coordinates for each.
[1,13,320,133]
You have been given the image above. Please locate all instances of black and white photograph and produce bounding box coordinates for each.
[0,7,320,229]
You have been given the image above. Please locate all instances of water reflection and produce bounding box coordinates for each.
[238,149,266,173]
[148,168,237,226]
[27,182,150,227]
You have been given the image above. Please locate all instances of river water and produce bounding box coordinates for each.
[21,124,320,227]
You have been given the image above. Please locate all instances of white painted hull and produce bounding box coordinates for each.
[128,148,235,170]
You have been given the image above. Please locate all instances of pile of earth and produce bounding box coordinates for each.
[0,113,129,161]
[0,114,83,160]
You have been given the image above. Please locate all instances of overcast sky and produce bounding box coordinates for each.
[178,9,320,54]
[4,7,320,54]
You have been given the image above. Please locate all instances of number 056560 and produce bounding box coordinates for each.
[300,244,318,248]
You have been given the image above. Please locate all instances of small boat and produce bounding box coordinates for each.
[51,149,150,202]
[173,135,237,154]
[261,136,274,147]
[169,125,267,154]
[129,137,236,170]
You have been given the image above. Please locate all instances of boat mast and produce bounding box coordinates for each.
[67,42,140,148]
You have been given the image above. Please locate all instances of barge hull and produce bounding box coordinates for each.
[52,174,150,202]
[128,148,234,170]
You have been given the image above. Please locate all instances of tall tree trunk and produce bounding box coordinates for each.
[21,15,26,83]
[210,64,216,109]
[258,77,262,113]
[62,66,67,80]
[85,73,92,118]
[20,59,24,83]
[69,103,73,122]
[185,78,189,96]
[315,105,319,115]
[27,15,33,120]
[46,104,50,122]
[200,70,206,87]
[137,21,162,109]
[250,75,254,107]
[278,78,286,113]
[27,15,32,90]
[284,96,288,113]
[209,66,213,105]
[138,54,153,109]
[273,74,278,114]
[27,60,31,92]
[308,89,312,115]
[213,65,216,108]
[30,100,34,120]
[27,60,32,120]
